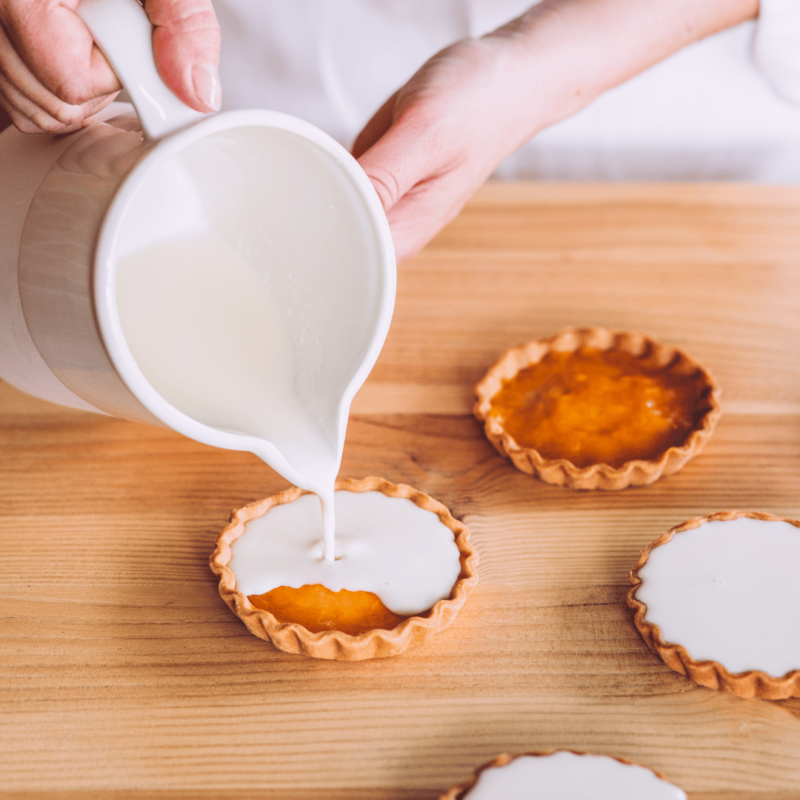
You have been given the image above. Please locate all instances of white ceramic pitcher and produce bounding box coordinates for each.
[0,0,395,491]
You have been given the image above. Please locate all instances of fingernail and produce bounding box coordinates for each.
[192,63,222,112]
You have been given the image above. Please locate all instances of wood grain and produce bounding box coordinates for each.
[2,183,800,799]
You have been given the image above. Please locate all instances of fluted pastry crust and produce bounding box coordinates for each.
[438,751,677,799]
[210,476,478,660]
[474,327,721,490]
[628,510,800,699]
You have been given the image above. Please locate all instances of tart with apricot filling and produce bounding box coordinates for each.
[210,476,478,660]
[474,327,721,490]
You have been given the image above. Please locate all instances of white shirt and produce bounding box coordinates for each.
[214,0,800,181]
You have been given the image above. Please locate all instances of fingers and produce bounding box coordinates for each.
[0,84,78,133]
[0,18,81,132]
[0,39,117,133]
[0,0,119,132]
[385,175,473,264]
[357,118,472,263]
[0,0,220,135]
[146,0,221,112]
[356,103,446,216]
[355,87,484,262]
[0,0,120,103]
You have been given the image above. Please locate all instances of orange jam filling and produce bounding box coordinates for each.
[489,347,708,468]
[248,584,410,636]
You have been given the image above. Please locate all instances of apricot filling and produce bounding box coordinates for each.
[488,347,709,468]
[248,584,411,636]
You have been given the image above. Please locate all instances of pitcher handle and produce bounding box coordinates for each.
[77,0,206,140]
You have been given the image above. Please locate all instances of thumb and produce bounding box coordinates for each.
[145,0,221,112]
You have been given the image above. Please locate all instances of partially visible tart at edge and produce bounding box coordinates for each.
[474,327,721,490]
[438,751,686,800]
[628,510,800,699]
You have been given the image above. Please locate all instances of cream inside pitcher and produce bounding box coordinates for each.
[0,0,396,498]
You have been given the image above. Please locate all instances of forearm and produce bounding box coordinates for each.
[485,0,759,147]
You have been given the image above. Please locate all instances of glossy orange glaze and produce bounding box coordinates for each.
[489,347,708,468]
[248,584,410,636]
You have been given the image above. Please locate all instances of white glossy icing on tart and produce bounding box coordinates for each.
[635,516,800,675]
[229,489,462,615]
[463,752,685,800]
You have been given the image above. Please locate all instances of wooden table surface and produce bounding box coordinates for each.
[2,183,800,800]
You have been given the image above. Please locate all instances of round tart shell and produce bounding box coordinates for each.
[473,327,721,490]
[438,751,679,799]
[628,510,800,699]
[209,476,479,660]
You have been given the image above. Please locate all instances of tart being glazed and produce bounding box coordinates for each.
[474,327,721,490]
[210,477,478,660]
[628,510,800,699]
[439,751,686,800]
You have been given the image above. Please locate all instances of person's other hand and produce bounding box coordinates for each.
[354,0,760,264]
[0,0,220,134]
[353,36,538,264]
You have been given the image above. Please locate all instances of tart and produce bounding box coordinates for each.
[439,751,686,799]
[474,327,721,490]
[209,476,478,660]
[628,510,800,699]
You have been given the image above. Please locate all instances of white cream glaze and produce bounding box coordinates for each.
[636,516,800,675]
[464,752,685,800]
[229,490,462,616]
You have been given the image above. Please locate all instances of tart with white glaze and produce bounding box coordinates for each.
[210,476,478,660]
[439,751,686,799]
[628,510,800,699]
[474,327,721,490]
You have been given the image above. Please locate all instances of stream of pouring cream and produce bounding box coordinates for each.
[115,231,464,614]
